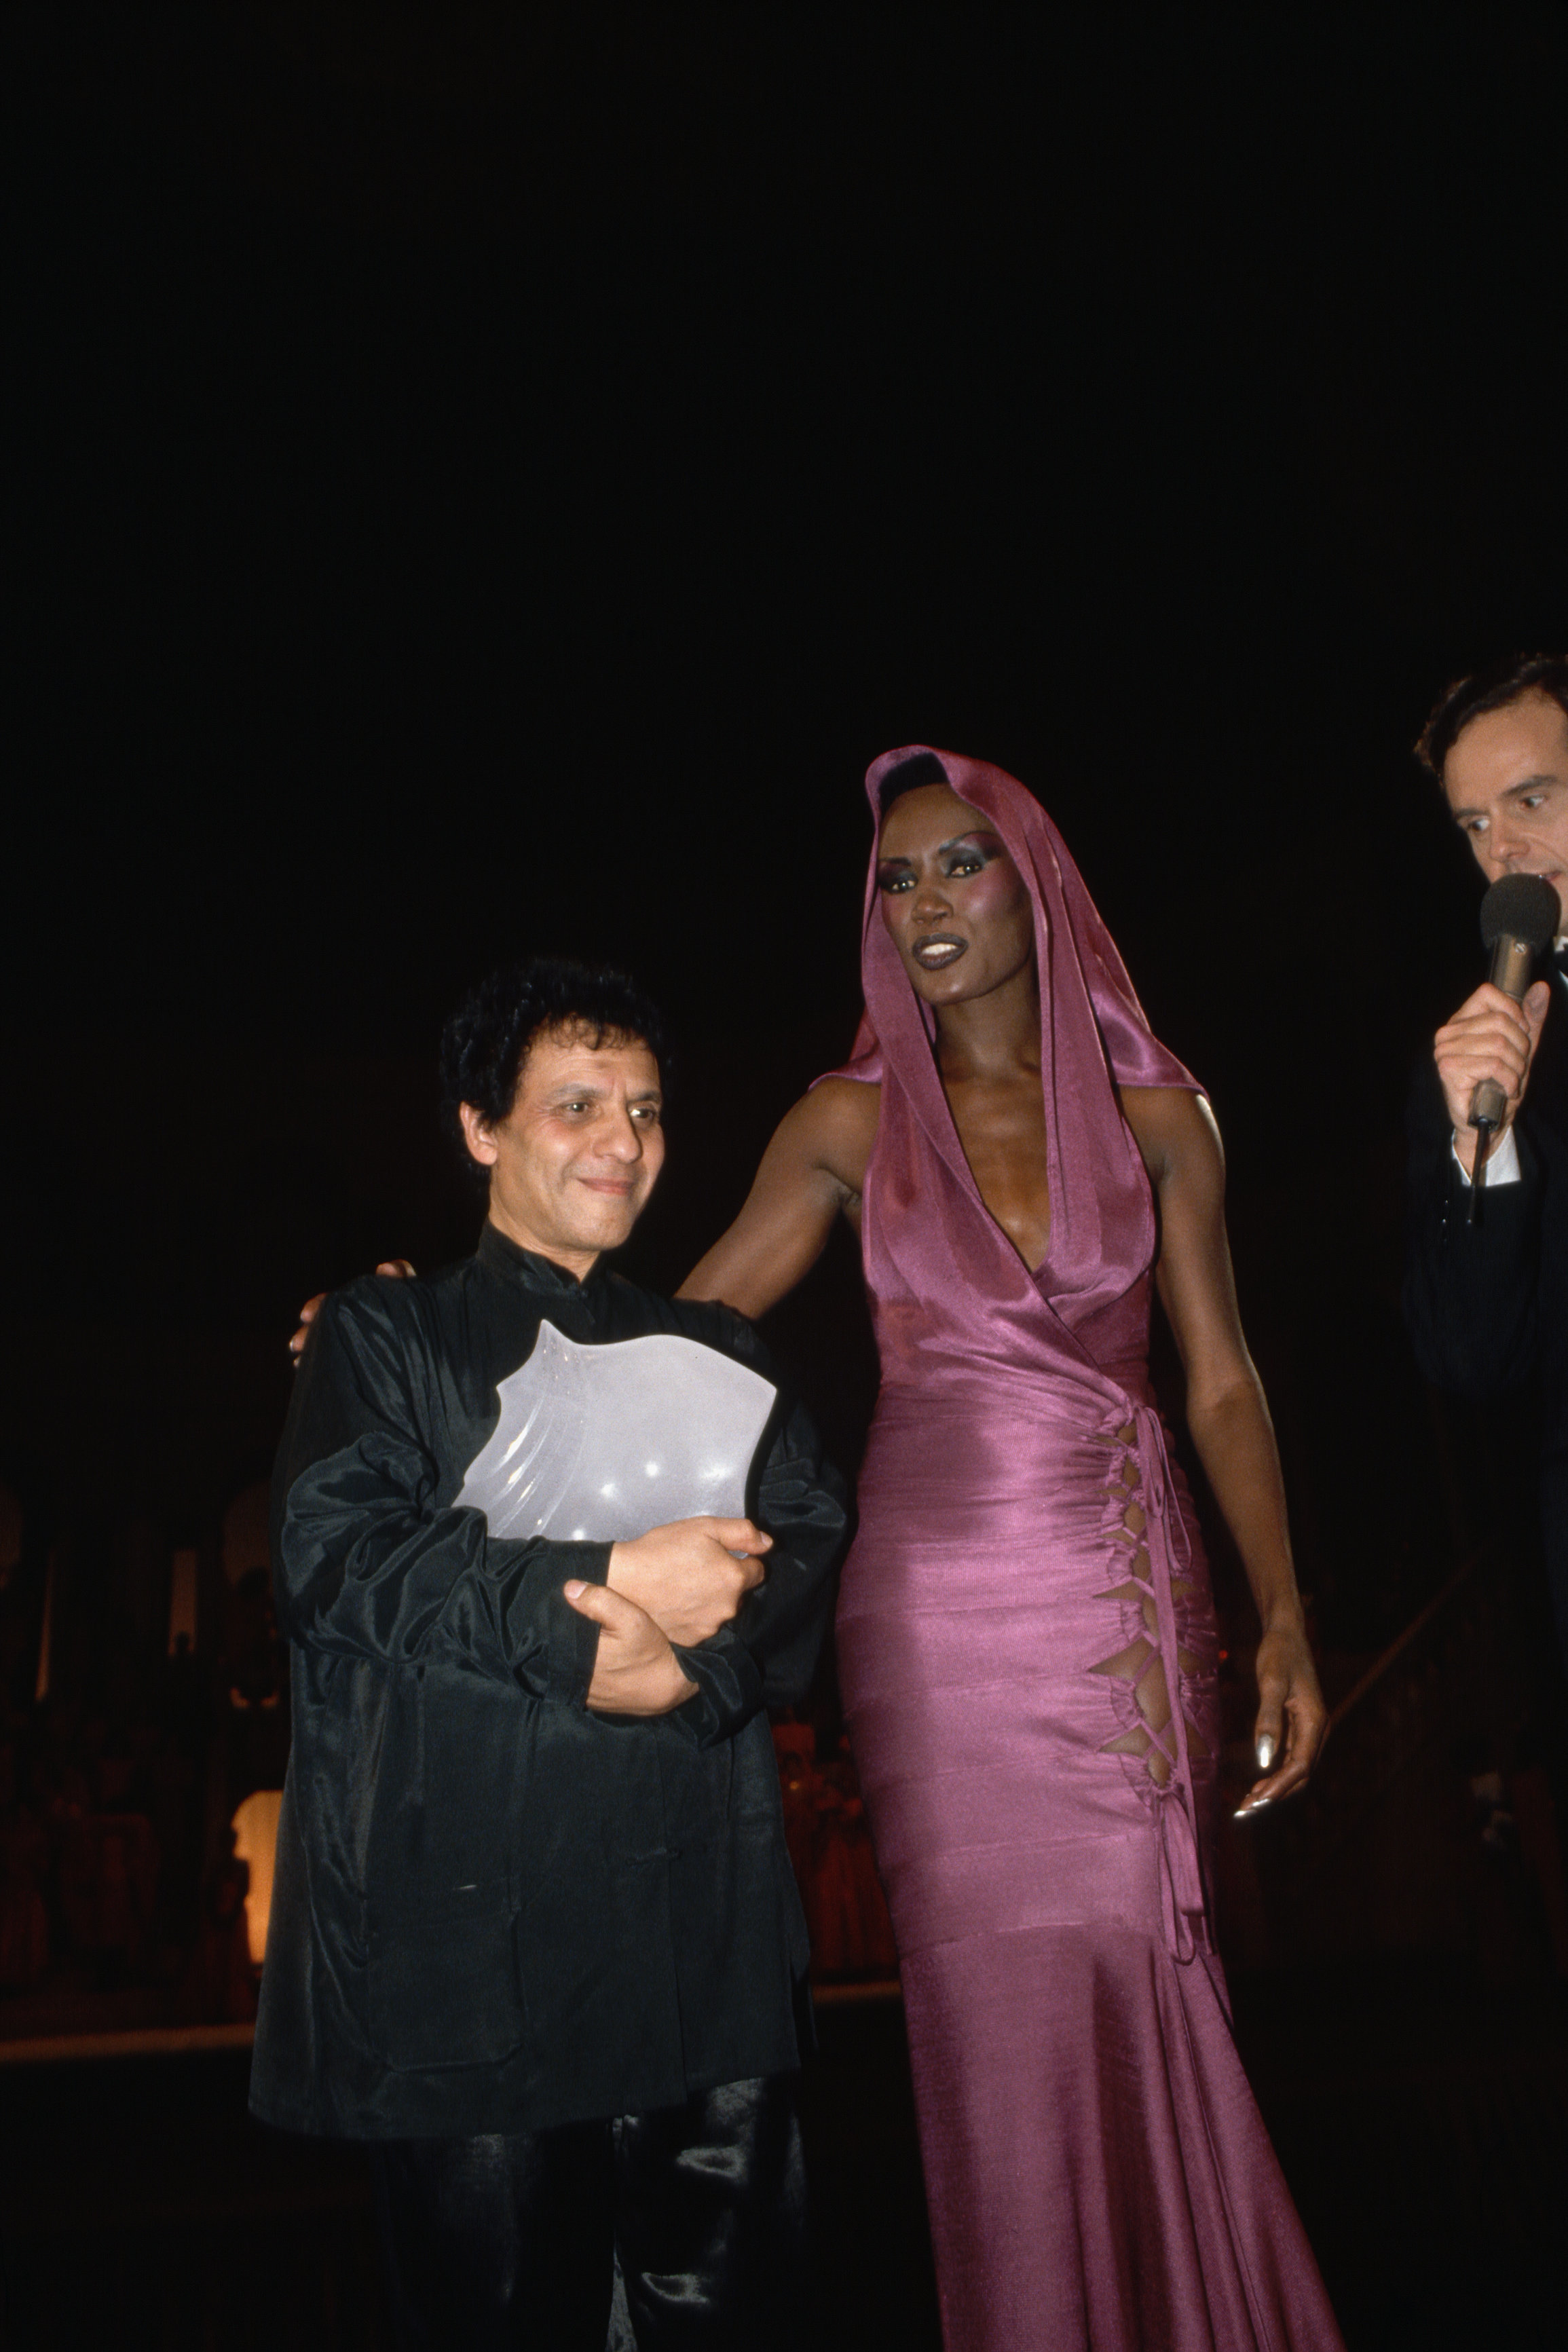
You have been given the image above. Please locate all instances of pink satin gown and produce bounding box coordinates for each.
[829,751,1343,2351]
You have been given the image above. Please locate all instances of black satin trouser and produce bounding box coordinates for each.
[367,2076,810,2351]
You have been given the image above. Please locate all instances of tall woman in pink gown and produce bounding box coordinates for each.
[682,748,1342,2350]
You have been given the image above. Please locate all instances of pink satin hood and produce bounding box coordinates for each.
[838,744,1199,1333]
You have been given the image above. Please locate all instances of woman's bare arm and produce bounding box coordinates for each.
[676,1079,879,1320]
[1121,1084,1326,1813]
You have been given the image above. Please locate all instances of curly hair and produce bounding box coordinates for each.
[438,958,669,1178]
[1416,652,1568,782]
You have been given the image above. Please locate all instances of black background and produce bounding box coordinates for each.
[3,3,1566,1651]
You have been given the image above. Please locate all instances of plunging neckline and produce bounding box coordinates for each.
[919,1063,1054,1280]
[843,745,1199,1342]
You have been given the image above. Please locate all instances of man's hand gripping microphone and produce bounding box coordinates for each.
[1467,874,1561,1224]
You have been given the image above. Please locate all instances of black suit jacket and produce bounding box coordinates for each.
[249,1225,847,2141]
[1403,969,1568,1620]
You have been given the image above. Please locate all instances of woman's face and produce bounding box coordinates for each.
[876,782,1036,1007]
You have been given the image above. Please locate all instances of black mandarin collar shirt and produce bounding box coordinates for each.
[250,1238,847,2142]
[474,1220,605,1296]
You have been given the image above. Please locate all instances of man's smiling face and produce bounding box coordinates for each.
[460,1023,665,1277]
[1443,689,1568,922]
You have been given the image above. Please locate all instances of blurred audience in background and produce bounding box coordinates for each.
[0,1480,286,2031]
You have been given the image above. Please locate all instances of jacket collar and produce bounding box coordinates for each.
[476,1220,606,1296]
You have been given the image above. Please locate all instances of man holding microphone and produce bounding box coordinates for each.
[1403,652,1568,1674]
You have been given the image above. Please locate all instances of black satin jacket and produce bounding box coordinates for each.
[249,1225,847,2140]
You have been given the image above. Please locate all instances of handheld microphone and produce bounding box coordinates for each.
[1467,873,1561,1223]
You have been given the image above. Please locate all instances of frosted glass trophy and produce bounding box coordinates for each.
[453,1323,778,1542]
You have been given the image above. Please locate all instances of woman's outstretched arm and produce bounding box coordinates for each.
[676,1079,878,1320]
[1121,1084,1327,1814]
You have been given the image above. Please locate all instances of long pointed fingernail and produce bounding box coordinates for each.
[1256,1735,1276,1772]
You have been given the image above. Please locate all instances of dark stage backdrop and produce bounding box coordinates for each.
[3,4,1566,1664]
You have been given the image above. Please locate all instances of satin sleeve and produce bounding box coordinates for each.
[668,1313,849,1749]
[274,1290,610,1703]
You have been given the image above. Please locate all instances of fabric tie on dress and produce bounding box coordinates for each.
[1128,1401,1208,1964]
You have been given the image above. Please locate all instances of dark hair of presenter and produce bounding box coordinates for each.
[1417,652,1568,780]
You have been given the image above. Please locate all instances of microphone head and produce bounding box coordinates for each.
[1480,872,1561,953]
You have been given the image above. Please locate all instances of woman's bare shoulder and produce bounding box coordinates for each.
[678,1076,881,1313]
[1118,1083,1222,1191]
[779,1075,880,1194]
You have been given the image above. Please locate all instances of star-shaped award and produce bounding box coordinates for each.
[454,1322,778,1541]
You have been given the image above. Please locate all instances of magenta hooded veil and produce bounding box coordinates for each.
[824,747,1342,2351]
[837,744,1198,1332]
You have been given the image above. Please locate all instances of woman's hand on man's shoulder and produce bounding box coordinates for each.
[290,1262,417,1362]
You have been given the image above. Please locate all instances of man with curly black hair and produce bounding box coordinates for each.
[253,956,847,2349]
